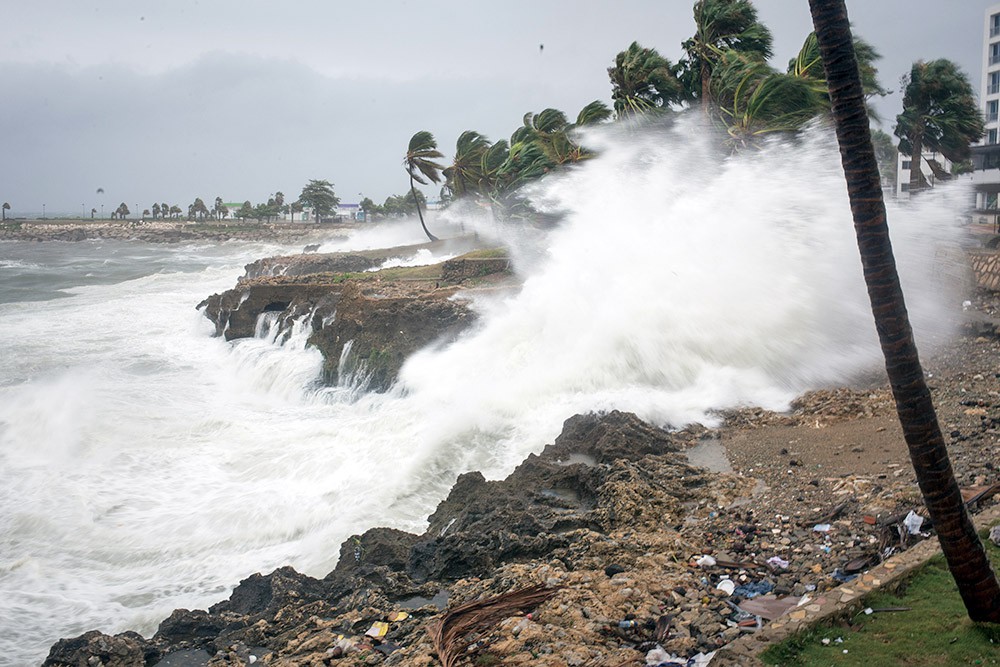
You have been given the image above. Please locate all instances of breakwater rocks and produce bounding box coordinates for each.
[197,242,510,392]
[0,220,340,243]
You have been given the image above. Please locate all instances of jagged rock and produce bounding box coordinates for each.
[309,282,473,391]
[243,253,378,279]
[43,629,157,667]
[198,280,341,339]
[336,411,707,584]
[208,566,327,618]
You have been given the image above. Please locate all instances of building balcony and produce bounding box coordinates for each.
[990,84,1000,95]
[973,168,1000,185]
[989,113,1000,123]
[992,25,1000,37]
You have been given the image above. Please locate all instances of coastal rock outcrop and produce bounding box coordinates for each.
[198,246,511,391]
[42,411,720,666]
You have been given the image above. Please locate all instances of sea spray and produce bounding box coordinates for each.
[0,122,969,666]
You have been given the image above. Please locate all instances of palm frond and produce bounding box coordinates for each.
[426,585,560,667]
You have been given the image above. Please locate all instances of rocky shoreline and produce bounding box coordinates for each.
[41,245,1000,667]
[0,220,346,244]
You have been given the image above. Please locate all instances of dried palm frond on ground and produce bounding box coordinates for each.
[426,584,561,667]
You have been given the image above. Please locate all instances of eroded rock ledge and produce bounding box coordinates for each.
[197,244,512,391]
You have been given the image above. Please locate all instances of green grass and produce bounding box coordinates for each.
[761,528,1000,666]
[457,248,508,259]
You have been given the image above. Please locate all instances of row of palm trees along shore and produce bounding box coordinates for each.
[1,0,984,238]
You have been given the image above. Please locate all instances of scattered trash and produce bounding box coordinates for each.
[962,483,1000,507]
[387,611,409,622]
[618,619,639,629]
[655,614,672,642]
[365,621,389,639]
[716,579,736,595]
[374,642,399,655]
[843,556,873,574]
[732,581,774,599]
[903,511,924,535]
[695,555,717,568]
[990,525,1000,548]
[737,595,803,620]
[766,556,789,569]
[831,569,858,584]
[821,638,830,645]
[862,515,877,525]
[813,524,832,533]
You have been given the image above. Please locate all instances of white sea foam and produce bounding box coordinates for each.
[0,120,969,666]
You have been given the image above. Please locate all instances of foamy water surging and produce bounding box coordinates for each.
[0,122,967,665]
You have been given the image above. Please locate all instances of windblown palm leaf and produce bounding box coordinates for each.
[682,0,773,107]
[405,130,446,185]
[608,41,684,118]
[427,585,559,667]
[576,100,612,125]
[404,131,444,241]
[714,51,826,147]
[443,130,491,199]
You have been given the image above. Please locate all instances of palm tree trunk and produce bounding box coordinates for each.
[701,60,712,112]
[809,0,1000,623]
[907,127,926,194]
[410,175,438,242]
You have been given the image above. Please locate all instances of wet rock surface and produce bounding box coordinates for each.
[198,245,512,391]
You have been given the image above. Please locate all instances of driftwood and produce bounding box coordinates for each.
[426,584,560,667]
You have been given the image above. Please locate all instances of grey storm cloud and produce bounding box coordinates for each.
[1,0,997,215]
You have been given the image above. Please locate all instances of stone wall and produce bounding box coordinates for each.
[970,250,1000,292]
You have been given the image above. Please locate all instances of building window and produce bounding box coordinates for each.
[991,72,1000,95]
[992,13,1000,37]
[989,100,999,123]
[991,129,999,145]
[901,184,910,192]
[992,42,1000,65]
[901,160,911,170]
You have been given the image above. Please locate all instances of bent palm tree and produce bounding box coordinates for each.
[2,202,9,221]
[404,131,444,242]
[608,41,684,118]
[809,0,1000,622]
[682,0,773,110]
[443,131,492,199]
[895,59,984,194]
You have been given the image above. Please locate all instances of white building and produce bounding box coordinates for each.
[972,3,1000,226]
[896,150,955,198]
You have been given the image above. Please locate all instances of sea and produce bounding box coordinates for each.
[0,121,970,666]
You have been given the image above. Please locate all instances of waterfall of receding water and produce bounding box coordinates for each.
[0,120,970,667]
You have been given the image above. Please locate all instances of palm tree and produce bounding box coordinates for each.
[443,131,492,199]
[808,0,1000,623]
[404,131,444,241]
[787,31,886,107]
[90,208,96,219]
[711,51,826,148]
[2,202,9,221]
[213,197,225,221]
[608,41,684,118]
[682,0,773,110]
[894,59,984,194]
[152,203,161,219]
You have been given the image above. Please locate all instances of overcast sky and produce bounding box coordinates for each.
[2,0,997,216]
